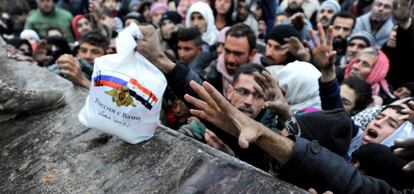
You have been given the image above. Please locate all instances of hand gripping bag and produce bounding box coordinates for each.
[78,23,167,144]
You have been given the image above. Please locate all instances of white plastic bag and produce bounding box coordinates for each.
[78,23,167,144]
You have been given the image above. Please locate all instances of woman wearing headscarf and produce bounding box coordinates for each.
[150,2,169,27]
[276,61,322,113]
[20,29,40,52]
[185,1,218,48]
[72,15,93,40]
[344,47,394,104]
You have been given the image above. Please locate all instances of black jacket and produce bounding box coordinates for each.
[383,17,414,88]
[281,136,414,194]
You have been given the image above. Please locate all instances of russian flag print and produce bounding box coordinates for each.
[93,70,158,110]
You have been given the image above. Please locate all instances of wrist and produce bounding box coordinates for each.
[297,50,311,62]
[278,109,293,124]
[80,77,91,89]
[320,65,335,73]
[320,66,336,82]
[155,53,175,73]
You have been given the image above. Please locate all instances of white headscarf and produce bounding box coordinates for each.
[185,1,218,46]
[276,61,322,112]
[381,121,414,147]
[20,29,40,42]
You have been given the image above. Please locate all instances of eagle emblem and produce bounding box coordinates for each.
[105,86,136,107]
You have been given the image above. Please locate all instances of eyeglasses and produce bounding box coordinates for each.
[234,87,264,100]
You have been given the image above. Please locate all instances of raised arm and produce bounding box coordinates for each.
[306,24,344,110]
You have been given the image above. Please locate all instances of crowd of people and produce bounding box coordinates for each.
[0,0,413,193]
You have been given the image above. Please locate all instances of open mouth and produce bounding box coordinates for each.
[367,129,378,139]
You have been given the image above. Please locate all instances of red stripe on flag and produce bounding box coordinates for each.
[95,80,122,89]
[129,78,158,102]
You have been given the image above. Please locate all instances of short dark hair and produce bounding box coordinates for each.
[124,12,146,24]
[403,82,414,96]
[177,27,203,46]
[226,23,256,52]
[330,12,356,30]
[232,63,266,85]
[342,77,373,113]
[79,31,110,51]
[46,27,64,36]
[6,37,32,55]
[383,104,406,114]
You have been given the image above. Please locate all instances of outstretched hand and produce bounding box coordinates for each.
[304,23,336,81]
[399,100,414,123]
[204,129,235,156]
[394,138,414,172]
[253,71,292,122]
[56,54,90,88]
[184,81,265,149]
[290,12,307,30]
[282,37,310,62]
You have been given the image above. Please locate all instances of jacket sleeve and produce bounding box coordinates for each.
[280,136,412,194]
[319,78,344,111]
[165,62,205,100]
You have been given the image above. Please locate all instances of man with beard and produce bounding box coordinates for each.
[383,0,414,88]
[235,0,259,32]
[316,0,341,32]
[24,0,74,42]
[262,25,310,74]
[262,24,310,66]
[331,12,356,65]
[353,0,395,48]
[206,23,262,95]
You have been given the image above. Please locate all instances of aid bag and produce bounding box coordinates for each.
[78,23,167,144]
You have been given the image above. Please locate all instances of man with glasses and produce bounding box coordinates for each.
[226,64,268,120]
[353,0,395,48]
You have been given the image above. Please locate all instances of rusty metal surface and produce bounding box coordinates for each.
[0,38,306,194]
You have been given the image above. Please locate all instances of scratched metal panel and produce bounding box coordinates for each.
[0,38,306,194]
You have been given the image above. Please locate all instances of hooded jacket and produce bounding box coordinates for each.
[185,1,218,46]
